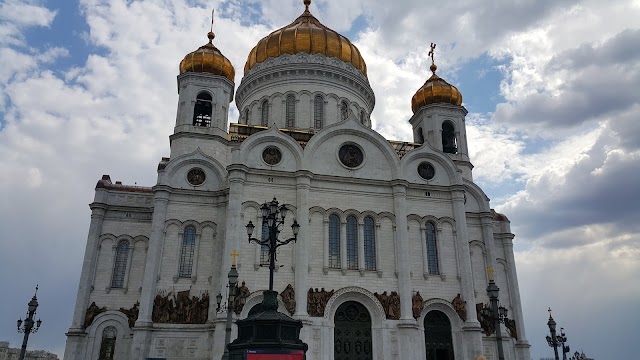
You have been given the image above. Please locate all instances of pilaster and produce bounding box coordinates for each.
[391,180,413,321]
[294,171,312,316]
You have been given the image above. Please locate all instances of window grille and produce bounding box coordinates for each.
[111,240,129,288]
[364,216,376,270]
[179,226,196,278]
[193,92,213,127]
[260,221,269,265]
[426,222,439,274]
[341,101,349,120]
[261,100,269,126]
[346,215,358,270]
[286,94,296,128]
[329,214,341,268]
[314,95,324,129]
[98,326,117,360]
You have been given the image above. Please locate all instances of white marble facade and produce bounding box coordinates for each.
[64,4,531,360]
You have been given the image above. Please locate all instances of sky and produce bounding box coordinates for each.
[0,0,638,359]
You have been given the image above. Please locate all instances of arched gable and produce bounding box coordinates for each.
[233,126,304,171]
[400,144,461,186]
[463,179,491,212]
[160,148,227,191]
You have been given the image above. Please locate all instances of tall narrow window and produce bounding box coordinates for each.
[244,108,249,125]
[329,214,341,268]
[111,240,129,289]
[260,221,269,265]
[286,94,296,128]
[193,92,213,127]
[179,226,196,278]
[261,100,269,126]
[341,100,349,121]
[314,95,324,129]
[364,216,376,270]
[442,121,457,154]
[346,215,358,270]
[426,222,439,274]
[98,326,117,360]
[360,110,366,125]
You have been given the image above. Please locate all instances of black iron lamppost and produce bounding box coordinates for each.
[483,267,509,360]
[17,286,42,360]
[246,197,300,292]
[546,308,561,360]
[556,327,570,360]
[218,251,239,360]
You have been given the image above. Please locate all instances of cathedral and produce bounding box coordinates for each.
[63,1,531,359]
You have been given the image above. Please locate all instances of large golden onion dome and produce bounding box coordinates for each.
[244,0,367,76]
[411,63,463,113]
[180,31,235,82]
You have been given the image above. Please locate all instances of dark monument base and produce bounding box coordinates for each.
[227,291,308,360]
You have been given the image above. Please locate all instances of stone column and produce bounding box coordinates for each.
[340,219,347,275]
[451,187,483,359]
[218,166,247,292]
[358,219,365,275]
[503,234,531,360]
[294,171,312,316]
[480,215,498,282]
[132,189,170,360]
[391,181,412,321]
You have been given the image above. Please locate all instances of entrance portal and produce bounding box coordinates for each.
[334,301,372,360]
[424,310,454,360]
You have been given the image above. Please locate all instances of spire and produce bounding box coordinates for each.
[208,9,215,44]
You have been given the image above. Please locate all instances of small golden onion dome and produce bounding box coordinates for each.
[244,0,367,77]
[411,63,462,113]
[180,31,235,82]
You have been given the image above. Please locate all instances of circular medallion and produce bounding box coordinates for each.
[338,144,364,168]
[417,162,435,180]
[187,168,206,186]
[262,146,282,165]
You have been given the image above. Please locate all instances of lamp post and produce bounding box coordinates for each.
[484,267,508,360]
[557,327,570,360]
[17,286,42,360]
[218,252,239,360]
[246,197,299,292]
[546,308,560,360]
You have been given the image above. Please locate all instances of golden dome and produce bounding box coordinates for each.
[411,63,463,113]
[180,31,235,82]
[244,0,367,77]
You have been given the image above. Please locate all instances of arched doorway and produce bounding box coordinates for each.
[334,301,372,360]
[424,310,454,360]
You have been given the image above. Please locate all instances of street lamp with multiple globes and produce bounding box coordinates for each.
[16,286,42,360]
[546,308,572,360]
[483,267,510,360]
[245,197,300,292]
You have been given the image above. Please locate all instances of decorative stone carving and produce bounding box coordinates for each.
[412,291,424,319]
[476,303,495,336]
[152,290,209,324]
[119,301,139,328]
[307,288,334,317]
[505,318,518,340]
[280,284,296,315]
[338,143,364,168]
[233,281,251,315]
[374,291,400,320]
[187,168,206,186]
[262,146,282,165]
[452,293,467,321]
[84,302,107,328]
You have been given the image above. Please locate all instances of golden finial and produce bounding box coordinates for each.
[486,266,494,281]
[304,0,311,12]
[208,9,215,44]
[231,249,239,266]
[428,42,437,74]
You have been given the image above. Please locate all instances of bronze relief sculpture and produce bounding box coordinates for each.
[452,293,467,321]
[280,284,296,315]
[307,288,334,317]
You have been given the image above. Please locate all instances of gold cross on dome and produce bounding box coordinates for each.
[486,266,495,281]
[231,250,239,266]
[428,42,436,65]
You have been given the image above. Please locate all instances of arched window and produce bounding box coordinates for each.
[261,100,269,127]
[341,100,349,121]
[329,214,341,268]
[346,215,358,270]
[442,121,457,154]
[98,326,117,360]
[417,127,425,144]
[286,94,296,128]
[426,222,439,274]
[111,240,129,289]
[193,92,213,127]
[179,226,196,278]
[364,216,376,270]
[314,95,324,129]
[260,221,269,265]
[243,108,249,125]
[360,110,366,125]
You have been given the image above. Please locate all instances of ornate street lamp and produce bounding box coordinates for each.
[246,197,299,292]
[219,251,239,360]
[16,286,42,360]
[546,308,562,360]
[485,267,510,360]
